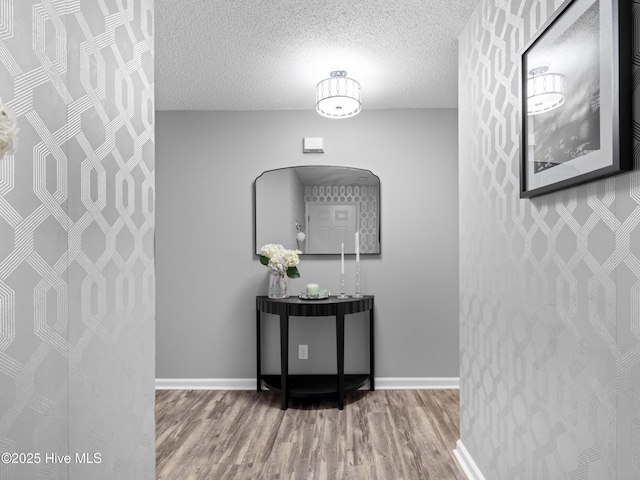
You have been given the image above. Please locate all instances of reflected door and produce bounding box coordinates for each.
[307,203,358,253]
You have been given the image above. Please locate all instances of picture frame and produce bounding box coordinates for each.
[519,0,631,198]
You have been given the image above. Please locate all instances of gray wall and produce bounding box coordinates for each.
[156,109,459,379]
[255,167,295,250]
[459,0,640,478]
[0,1,155,479]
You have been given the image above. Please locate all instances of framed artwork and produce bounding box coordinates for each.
[519,0,631,198]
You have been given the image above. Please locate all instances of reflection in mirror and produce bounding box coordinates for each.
[255,166,380,255]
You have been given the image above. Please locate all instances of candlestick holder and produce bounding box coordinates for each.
[337,273,349,298]
[352,262,363,298]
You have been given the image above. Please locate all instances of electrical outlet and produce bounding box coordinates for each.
[298,344,308,360]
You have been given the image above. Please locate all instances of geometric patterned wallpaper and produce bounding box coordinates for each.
[459,0,639,478]
[0,1,154,479]
[304,185,379,253]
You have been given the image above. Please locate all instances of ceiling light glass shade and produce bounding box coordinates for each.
[527,65,566,115]
[316,71,361,119]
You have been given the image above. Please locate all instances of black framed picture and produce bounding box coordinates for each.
[519,0,631,198]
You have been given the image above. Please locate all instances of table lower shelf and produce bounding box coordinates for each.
[261,374,370,399]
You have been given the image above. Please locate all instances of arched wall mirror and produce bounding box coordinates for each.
[255,166,381,255]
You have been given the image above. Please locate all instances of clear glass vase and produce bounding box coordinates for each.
[268,273,288,299]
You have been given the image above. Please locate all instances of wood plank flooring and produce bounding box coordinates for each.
[156,389,465,480]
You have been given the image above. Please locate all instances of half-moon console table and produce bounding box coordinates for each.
[256,295,375,410]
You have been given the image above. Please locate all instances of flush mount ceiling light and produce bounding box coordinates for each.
[316,70,362,119]
[527,65,566,115]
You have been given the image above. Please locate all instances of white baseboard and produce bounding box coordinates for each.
[375,377,459,389]
[155,378,256,390]
[453,439,487,480]
[155,377,459,391]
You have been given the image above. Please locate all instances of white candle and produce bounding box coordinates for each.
[355,232,360,262]
[341,243,345,274]
[306,283,320,295]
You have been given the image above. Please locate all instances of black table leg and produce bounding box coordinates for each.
[280,311,289,410]
[370,307,375,391]
[337,311,345,410]
[256,309,261,391]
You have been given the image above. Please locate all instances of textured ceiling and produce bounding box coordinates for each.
[155,0,480,111]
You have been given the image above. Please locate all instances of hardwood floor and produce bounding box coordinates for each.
[156,389,466,480]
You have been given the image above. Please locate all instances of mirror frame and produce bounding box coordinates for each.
[254,166,381,256]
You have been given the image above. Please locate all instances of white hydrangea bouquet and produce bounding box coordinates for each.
[0,99,19,160]
[259,244,301,278]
